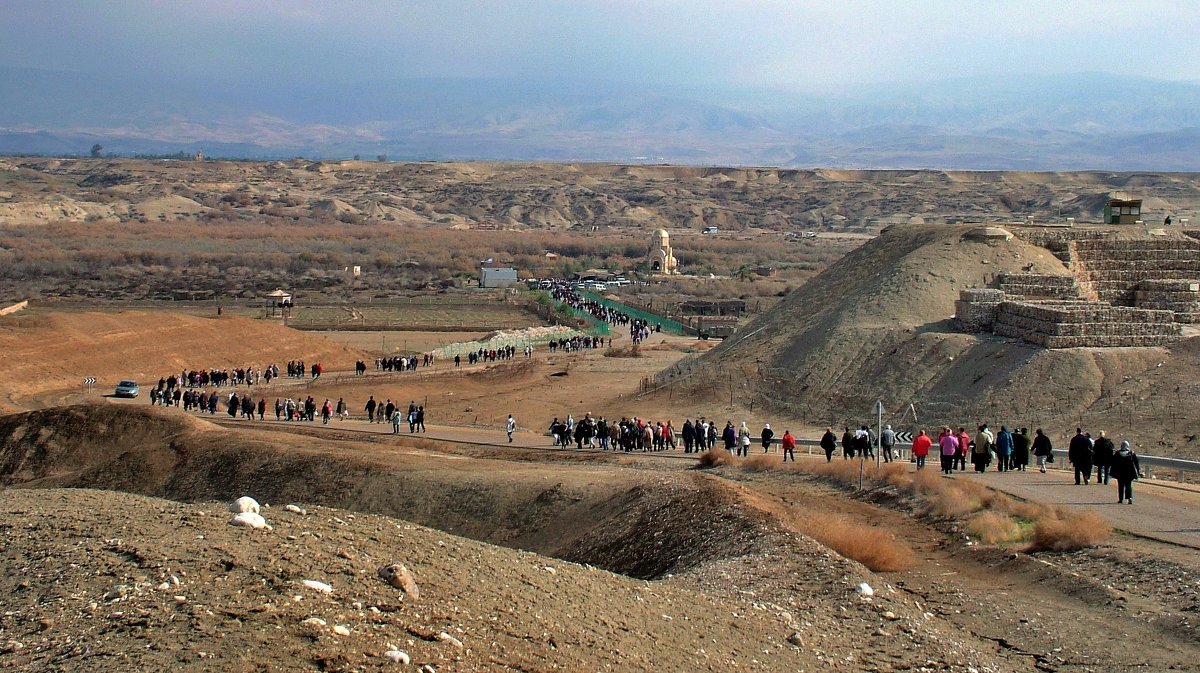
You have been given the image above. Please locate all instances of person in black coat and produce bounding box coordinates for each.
[1032,428,1053,472]
[760,424,774,453]
[841,427,855,459]
[681,419,694,453]
[1092,431,1115,485]
[820,427,838,462]
[1011,428,1031,471]
[1109,440,1141,504]
[1067,428,1094,485]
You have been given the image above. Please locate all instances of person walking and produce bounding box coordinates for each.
[738,422,752,457]
[972,424,993,473]
[760,423,774,453]
[841,427,855,460]
[880,424,896,463]
[1068,428,1094,485]
[994,426,1013,472]
[820,427,837,462]
[365,396,377,423]
[1032,428,1053,472]
[1109,440,1141,504]
[939,427,959,475]
[911,429,931,470]
[336,397,347,420]
[781,429,796,462]
[391,408,401,434]
[506,414,516,443]
[954,427,972,471]
[723,422,737,452]
[1011,427,1031,471]
[1093,431,1115,485]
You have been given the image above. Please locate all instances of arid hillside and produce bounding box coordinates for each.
[681,223,1200,458]
[3,157,1200,230]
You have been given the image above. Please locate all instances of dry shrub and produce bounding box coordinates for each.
[905,468,945,496]
[807,459,865,486]
[966,511,1024,545]
[800,515,914,572]
[928,488,979,519]
[739,453,781,472]
[696,448,734,468]
[602,345,643,358]
[1028,508,1112,552]
[1006,500,1044,521]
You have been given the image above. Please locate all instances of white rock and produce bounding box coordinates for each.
[156,581,172,591]
[229,496,261,514]
[174,595,187,603]
[437,631,464,649]
[301,617,327,627]
[285,504,306,515]
[333,624,351,636]
[384,650,411,665]
[228,512,271,530]
[419,665,437,673]
[300,580,333,594]
[857,582,875,597]
[883,611,899,620]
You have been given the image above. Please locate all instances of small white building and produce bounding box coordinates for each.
[480,267,519,288]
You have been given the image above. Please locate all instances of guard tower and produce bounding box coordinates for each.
[1104,198,1142,224]
[648,228,678,275]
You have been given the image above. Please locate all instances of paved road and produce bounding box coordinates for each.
[186,409,1200,549]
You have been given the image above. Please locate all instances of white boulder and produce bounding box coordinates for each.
[228,512,270,530]
[229,496,261,514]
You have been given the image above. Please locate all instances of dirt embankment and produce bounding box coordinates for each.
[0,404,776,580]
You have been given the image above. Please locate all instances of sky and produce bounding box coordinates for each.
[3,0,1199,91]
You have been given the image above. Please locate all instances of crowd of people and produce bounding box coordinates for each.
[549,284,660,344]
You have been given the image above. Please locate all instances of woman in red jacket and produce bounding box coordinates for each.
[911,430,932,470]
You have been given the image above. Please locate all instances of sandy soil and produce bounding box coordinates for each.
[322,331,489,356]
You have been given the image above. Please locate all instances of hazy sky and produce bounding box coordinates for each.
[3,0,1198,90]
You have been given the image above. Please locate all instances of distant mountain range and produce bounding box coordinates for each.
[2,69,1198,170]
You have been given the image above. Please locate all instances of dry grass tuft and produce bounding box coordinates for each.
[800,515,914,572]
[739,453,780,472]
[966,511,1024,545]
[603,344,643,358]
[1028,508,1112,552]
[695,448,735,468]
[927,488,979,519]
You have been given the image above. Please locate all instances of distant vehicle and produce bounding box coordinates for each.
[589,282,608,291]
[701,226,719,234]
[609,278,630,287]
[114,380,140,398]
[803,231,817,238]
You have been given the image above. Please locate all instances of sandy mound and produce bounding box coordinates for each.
[0,311,368,410]
[683,223,1172,434]
[133,194,209,220]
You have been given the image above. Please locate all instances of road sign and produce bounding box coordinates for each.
[83,377,96,386]
[894,431,914,444]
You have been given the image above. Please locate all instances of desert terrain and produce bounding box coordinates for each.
[2,158,1199,672]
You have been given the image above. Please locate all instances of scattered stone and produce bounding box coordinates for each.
[174,595,187,603]
[437,631,464,649]
[857,583,875,597]
[301,617,327,628]
[384,649,411,665]
[883,611,899,621]
[285,504,307,515]
[300,580,333,594]
[104,585,129,601]
[229,496,261,514]
[228,512,271,530]
[333,624,351,636]
[419,665,437,673]
[787,632,803,647]
[378,563,420,600]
